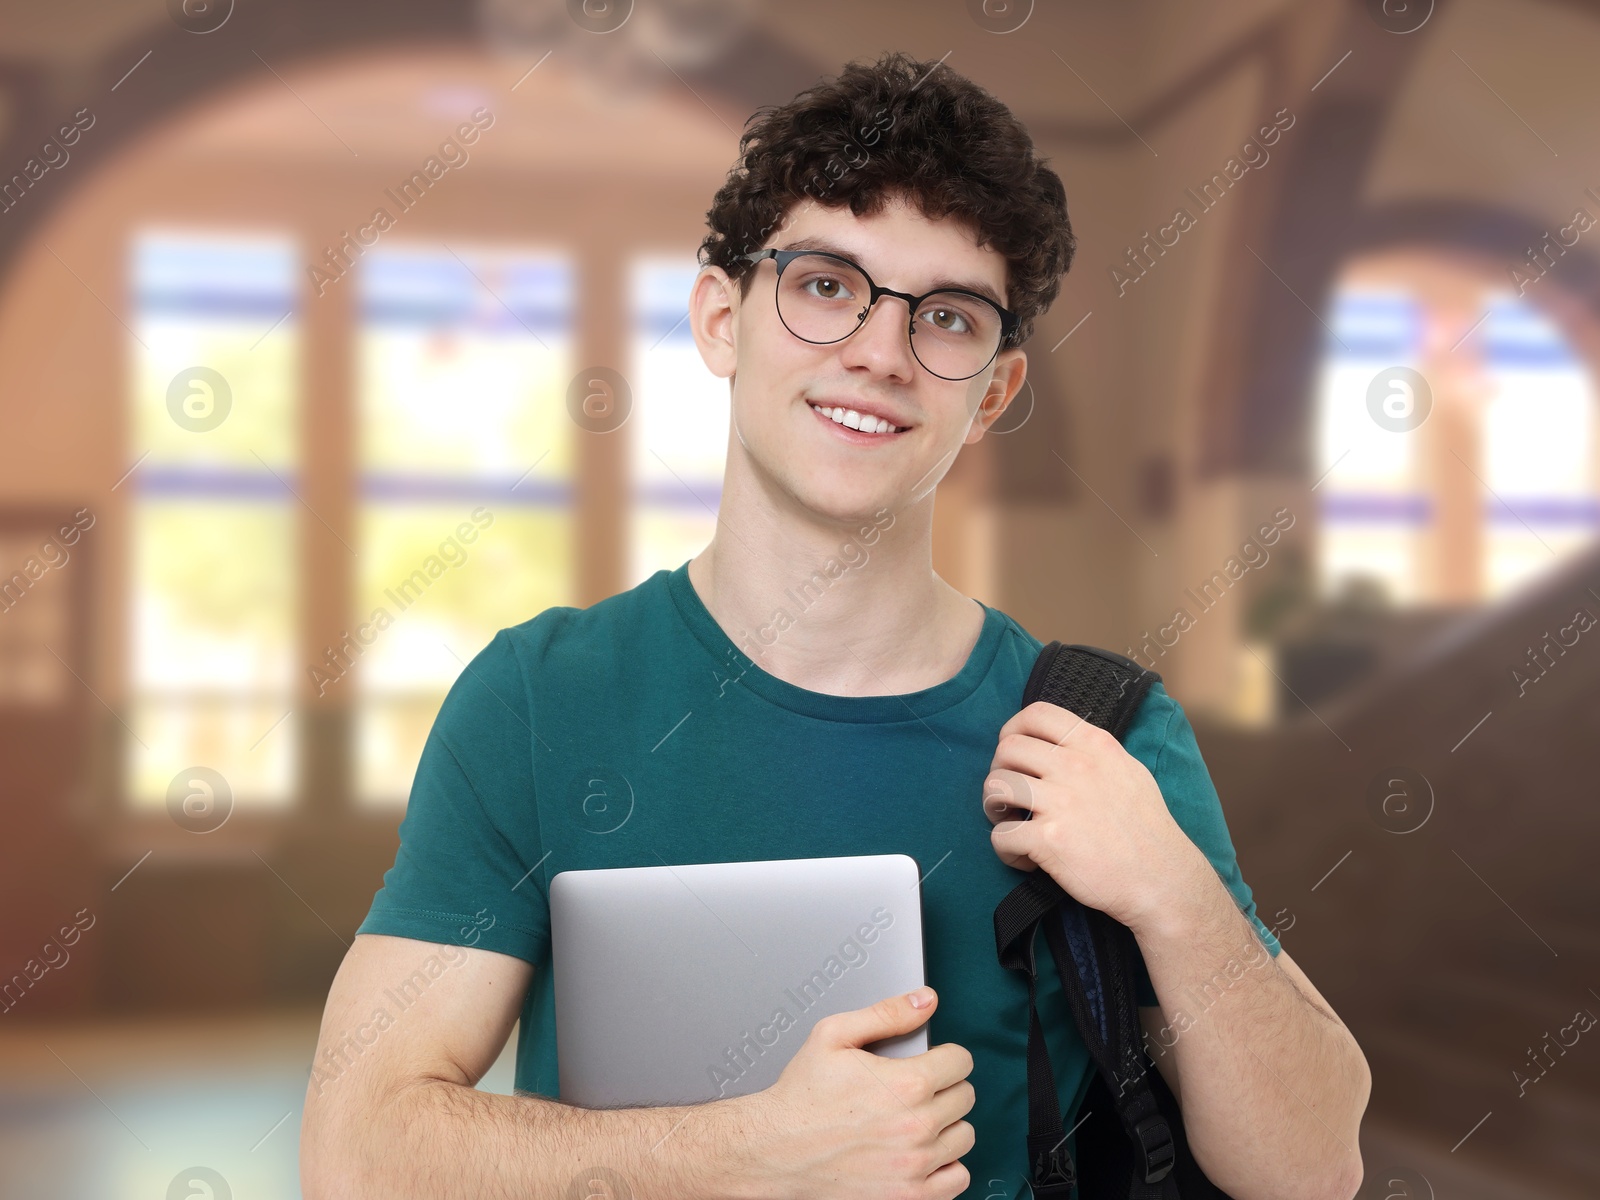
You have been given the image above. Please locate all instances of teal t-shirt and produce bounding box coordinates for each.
[356,559,1280,1199]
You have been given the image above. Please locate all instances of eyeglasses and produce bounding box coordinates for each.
[738,248,1020,381]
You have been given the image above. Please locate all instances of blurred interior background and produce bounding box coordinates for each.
[1,0,1597,1195]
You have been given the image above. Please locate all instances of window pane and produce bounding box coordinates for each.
[1481,295,1598,599]
[359,245,572,479]
[629,257,724,587]
[355,243,574,808]
[132,232,297,469]
[128,231,299,811]
[128,695,296,812]
[352,505,570,691]
[1315,289,1425,604]
[132,500,296,691]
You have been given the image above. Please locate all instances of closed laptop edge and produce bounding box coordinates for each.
[549,852,929,1107]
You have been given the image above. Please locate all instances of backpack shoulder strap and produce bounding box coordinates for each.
[995,643,1184,1197]
[1021,641,1159,738]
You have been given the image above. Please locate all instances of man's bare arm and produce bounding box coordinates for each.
[299,933,771,1200]
[1131,884,1370,1200]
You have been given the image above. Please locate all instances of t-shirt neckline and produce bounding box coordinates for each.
[662,558,1005,723]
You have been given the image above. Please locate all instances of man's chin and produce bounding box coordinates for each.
[797,492,899,532]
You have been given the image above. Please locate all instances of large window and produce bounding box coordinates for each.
[627,257,725,588]
[1480,296,1597,597]
[1316,288,1427,603]
[127,230,300,811]
[354,243,575,806]
[1315,275,1598,605]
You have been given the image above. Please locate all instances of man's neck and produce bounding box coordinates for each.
[684,496,985,699]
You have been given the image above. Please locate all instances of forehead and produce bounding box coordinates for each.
[774,195,1008,305]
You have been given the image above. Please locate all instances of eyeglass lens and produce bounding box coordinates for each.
[773,252,1002,379]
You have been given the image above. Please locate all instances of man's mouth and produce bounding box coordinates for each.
[807,401,912,436]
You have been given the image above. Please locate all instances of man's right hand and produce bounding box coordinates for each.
[741,987,976,1200]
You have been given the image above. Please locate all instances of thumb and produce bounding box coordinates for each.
[814,987,937,1050]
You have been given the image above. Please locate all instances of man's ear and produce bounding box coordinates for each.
[690,265,740,380]
[964,349,1028,445]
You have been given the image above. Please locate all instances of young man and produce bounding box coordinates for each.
[301,51,1369,1200]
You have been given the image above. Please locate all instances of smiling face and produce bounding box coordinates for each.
[690,192,1028,528]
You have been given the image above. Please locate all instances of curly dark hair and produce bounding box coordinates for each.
[697,50,1074,349]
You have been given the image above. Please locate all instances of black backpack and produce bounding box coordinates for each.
[993,642,1233,1199]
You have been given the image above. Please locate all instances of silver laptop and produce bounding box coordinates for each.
[550,853,928,1107]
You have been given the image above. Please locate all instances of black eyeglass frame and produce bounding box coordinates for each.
[737,247,1021,380]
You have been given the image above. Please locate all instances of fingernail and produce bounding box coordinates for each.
[909,987,931,1008]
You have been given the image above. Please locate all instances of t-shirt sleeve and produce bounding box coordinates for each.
[355,627,550,963]
[1123,682,1282,1008]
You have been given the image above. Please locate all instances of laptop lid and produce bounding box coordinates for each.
[550,852,928,1108]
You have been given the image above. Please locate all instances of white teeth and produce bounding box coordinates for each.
[813,403,899,434]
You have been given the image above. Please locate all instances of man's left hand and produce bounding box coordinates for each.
[982,700,1211,931]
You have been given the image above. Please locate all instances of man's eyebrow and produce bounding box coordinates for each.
[776,236,1009,310]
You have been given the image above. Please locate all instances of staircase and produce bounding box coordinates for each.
[1193,542,1600,1197]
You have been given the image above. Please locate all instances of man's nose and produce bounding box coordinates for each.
[847,293,917,368]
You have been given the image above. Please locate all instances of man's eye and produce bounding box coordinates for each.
[805,277,851,299]
[924,307,972,334]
